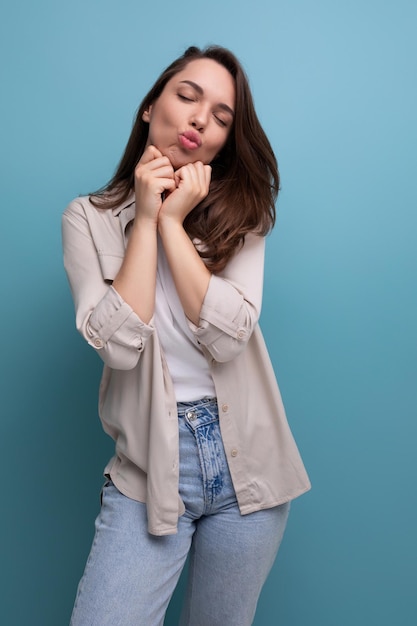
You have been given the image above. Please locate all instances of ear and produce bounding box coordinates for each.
[142,105,152,123]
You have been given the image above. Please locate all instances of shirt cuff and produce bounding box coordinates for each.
[86,286,153,351]
[188,275,250,342]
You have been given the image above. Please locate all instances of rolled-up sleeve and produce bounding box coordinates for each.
[62,200,154,370]
[188,234,265,362]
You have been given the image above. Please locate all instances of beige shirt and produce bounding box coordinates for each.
[62,194,311,536]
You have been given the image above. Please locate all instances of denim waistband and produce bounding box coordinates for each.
[177,397,218,426]
[177,397,217,412]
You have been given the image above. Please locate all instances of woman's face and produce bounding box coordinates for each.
[143,58,235,169]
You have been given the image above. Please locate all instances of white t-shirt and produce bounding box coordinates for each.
[154,240,216,402]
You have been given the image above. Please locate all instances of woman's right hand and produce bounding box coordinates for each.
[111,146,173,325]
[134,146,176,224]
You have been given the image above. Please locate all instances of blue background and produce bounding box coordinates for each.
[1,1,416,624]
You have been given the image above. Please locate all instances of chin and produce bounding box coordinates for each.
[165,146,202,169]
[172,156,197,169]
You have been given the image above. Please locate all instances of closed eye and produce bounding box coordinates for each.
[177,93,195,102]
[214,115,227,127]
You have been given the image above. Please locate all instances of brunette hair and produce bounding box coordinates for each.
[91,45,279,272]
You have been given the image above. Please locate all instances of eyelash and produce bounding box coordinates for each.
[177,94,194,102]
[214,116,227,127]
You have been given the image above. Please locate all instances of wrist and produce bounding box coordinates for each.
[133,214,159,232]
[157,214,184,236]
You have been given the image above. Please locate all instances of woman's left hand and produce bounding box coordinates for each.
[157,161,212,324]
[158,161,211,225]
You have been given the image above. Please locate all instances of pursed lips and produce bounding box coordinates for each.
[179,130,202,150]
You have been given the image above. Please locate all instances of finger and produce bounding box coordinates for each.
[190,161,210,183]
[145,158,174,175]
[175,163,206,192]
[135,159,175,187]
[176,161,201,181]
[203,164,212,187]
[162,178,177,193]
[139,176,176,196]
[187,162,210,191]
[174,171,181,187]
[139,144,164,165]
[172,169,208,205]
[175,165,198,192]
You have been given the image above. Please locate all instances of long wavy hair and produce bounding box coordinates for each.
[91,45,279,272]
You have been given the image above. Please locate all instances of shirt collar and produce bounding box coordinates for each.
[112,191,136,233]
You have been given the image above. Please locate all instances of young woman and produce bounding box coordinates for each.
[63,44,310,626]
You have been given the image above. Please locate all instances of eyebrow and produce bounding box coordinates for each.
[179,80,235,117]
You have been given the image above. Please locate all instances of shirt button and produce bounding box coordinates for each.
[93,338,104,348]
[221,403,229,413]
[231,449,238,457]
[237,329,245,339]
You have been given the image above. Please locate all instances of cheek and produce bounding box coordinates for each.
[148,105,173,133]
[207,125,225,144]
[213,132,229,155]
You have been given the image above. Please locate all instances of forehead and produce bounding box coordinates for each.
[169,58,235,106]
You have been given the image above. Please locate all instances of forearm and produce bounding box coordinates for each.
[158,217,211,325]
[112,218,158,324]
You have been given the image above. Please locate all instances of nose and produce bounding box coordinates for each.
[190,106,209,132]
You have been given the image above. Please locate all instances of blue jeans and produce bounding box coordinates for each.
[70,398,290,626]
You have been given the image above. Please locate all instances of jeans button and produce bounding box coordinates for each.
[186,410,196,421]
